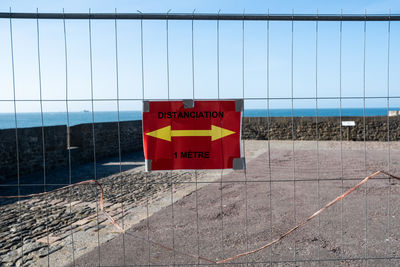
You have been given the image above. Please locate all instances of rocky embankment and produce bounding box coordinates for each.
[0,169,195,266]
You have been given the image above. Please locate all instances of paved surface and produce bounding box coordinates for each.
[68,141,400,267]
[1,141,399,266]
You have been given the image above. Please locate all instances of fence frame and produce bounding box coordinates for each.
[0,10,399,267]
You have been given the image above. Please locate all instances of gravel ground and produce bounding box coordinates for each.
[0,150,206,266]
[70,141,400,267]
[1,141,399,267]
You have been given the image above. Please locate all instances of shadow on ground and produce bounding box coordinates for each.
[0,151,144,206]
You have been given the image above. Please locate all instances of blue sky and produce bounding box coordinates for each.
[0,0,400,113]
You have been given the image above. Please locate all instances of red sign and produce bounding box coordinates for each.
[142,100,243,171]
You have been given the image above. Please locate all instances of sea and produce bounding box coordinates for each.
[0,108,396,129]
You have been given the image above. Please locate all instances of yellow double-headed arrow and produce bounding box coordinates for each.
[146,125,235,142]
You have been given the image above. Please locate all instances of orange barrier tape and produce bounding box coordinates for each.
[216,170,400,264]
[0,170,399,264]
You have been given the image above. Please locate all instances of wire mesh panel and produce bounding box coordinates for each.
[0,10,400,267]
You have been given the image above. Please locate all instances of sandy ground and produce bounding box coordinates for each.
[48,141,399,266]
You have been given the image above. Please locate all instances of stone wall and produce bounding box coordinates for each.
[242,116,400,141]
[0,126,68,180]
[1,116,399,180]
[0,121,143,179]
[69,120,143,163]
